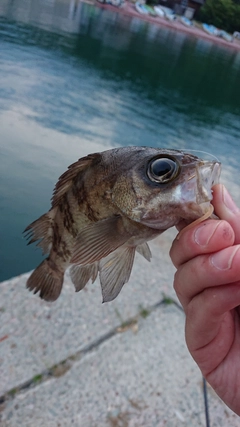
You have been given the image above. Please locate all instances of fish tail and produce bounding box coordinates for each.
[26,258,64,302]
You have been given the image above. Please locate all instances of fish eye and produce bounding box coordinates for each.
[147,157,179,183]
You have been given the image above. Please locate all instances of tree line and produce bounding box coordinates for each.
[198,0,240,33]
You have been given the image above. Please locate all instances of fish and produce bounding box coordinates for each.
[24,146,221,303]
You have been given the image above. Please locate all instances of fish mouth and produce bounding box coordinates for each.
[180,160,221,218]
[140,159,221,230]
[195,161,221,206]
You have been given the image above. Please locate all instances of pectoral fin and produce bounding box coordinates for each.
[70,216,130,265]
[70,262,98,292]
[99,246,135,303]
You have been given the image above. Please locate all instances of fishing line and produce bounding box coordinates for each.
[180,149,220,163]
[185,147,216,427]
[203,377,211,427]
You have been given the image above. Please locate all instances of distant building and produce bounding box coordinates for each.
[157,0,205,18]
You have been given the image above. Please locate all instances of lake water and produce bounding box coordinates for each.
[0,0,240,282]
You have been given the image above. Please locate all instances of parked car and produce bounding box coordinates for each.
[233,31,240,40]
[219,30,233,42]
[202,23,220,37]
[97,0,123,6]
[135,1,149,14]
[180,16,193,27]
[160,6,176,21]
[154,5,164,18]
[144,5,157,16]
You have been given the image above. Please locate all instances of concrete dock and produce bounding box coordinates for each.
[0,228,239,426]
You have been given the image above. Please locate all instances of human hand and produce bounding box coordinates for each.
[170,184,240,415]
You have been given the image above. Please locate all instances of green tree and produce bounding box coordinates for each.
[200,0,240,33]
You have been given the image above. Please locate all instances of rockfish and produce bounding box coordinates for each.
[24,147,221,302]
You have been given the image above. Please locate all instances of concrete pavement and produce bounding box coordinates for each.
[0,229,239,426]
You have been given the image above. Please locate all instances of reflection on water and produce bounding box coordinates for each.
[1,0,82,33]
[0,0,240,281]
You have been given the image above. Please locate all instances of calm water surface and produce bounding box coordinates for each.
[0,0,240,281]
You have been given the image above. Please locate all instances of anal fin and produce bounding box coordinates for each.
[99,246,135,303]
[70,262,98,292]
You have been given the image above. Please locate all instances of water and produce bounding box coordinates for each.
[0,0,240,281]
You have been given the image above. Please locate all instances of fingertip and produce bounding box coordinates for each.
[170,219,235,268]
[212,183,223,195]
[212,184,240,216]
[193,220,235,250]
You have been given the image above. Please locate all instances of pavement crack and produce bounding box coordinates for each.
[0,295,183,405]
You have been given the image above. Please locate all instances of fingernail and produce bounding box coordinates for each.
[194,222,220,247]
[210,246,240,270]
[222,186,239,214]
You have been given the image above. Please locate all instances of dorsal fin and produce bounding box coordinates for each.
[23,208,57,254]
[51,153,101,207]
[70,262,99,292]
